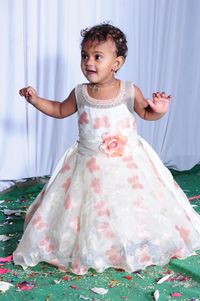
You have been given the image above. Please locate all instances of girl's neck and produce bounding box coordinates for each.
[87,79,121,101]
[89,78,117,92]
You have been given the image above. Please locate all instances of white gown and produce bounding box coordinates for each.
[13,81,200,275]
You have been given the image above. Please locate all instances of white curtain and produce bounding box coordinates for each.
[1,0,200,189]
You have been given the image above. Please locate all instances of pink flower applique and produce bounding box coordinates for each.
[119,118,131,129]
[64,194,73,210]
[72,259,88,275]
[62,177,72,192]
[90,178,102,194]
[132,195,144,205]
[48,258,67,271]
[135,246,152,264]
[175,226,190,244]
[97,222,115,238]
[93,116,111,129]
[132,196,146,208]
[70,216,80,233]
[127,175,144,189]
[39,236,56,254]
[122,155,138,169]
[31,214,48,230]
[105,246,123,265]
[172,248,185,258]
[94,201,110,217]
[122,155,133,162]
[79,111,89,124]
[60,163,71,174]
[99,133,127,157]
[75,243,80,253]
[86,157,100,173]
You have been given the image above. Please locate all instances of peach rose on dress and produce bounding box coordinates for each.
[99,133,127,157]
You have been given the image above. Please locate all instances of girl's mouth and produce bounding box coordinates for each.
[86,69,96,74]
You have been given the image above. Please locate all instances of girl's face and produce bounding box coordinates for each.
[81,38,123,85]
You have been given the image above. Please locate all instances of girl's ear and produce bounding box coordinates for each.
[112,56,125,72]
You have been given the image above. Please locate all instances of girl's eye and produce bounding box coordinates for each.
[81,53,87,60]
[95,54,102,60]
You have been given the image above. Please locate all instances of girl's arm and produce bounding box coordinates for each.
[19,86,77,118]
[133,85,171,121]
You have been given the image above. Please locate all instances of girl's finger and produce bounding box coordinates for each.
[19,89,25,96]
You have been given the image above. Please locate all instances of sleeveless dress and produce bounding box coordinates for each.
[13,82,200,275]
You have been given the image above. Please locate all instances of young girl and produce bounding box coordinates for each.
[14,23,200,275]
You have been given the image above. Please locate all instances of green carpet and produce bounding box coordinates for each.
[0,166,200,301]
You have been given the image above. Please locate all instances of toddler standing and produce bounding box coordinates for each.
[14,23,200,275]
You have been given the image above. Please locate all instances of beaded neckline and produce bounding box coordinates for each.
[81,81,126,108]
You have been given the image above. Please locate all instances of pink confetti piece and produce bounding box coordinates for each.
[188,195,200,201]
[28,272,35,277]
[123,275,132,280]
[16,281,35,291]
[167,275,190,282]
[0,268,11,274]
[171,292,182,297]
[70,285,77,289]
[13,272,18,277]
[19,199,28,203]
[0,255,13,263]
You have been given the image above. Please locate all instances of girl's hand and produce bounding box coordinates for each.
[147,92,172,114]
[19,86,38,104]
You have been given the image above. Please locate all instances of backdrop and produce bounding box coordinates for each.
[1,0,200,190]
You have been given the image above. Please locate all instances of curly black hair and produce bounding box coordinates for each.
[80,23,128,59]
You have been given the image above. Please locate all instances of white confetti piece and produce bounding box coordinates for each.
[157,274,171,284]
[90,287,108,295]
[0,235,11,242]
[135,272,144,279]
[53,279,62,284]
[154,290,159,301]
[79,295,91,300]
[0,281,14,292]
[2,209,23,216]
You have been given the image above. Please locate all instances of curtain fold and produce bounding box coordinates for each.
[1,0,200,187]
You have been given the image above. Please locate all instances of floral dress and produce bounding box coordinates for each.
[13,81,200,275]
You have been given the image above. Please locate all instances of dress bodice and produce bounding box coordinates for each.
[75,81,139,156]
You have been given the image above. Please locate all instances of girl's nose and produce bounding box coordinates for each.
[85,56,94,66]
